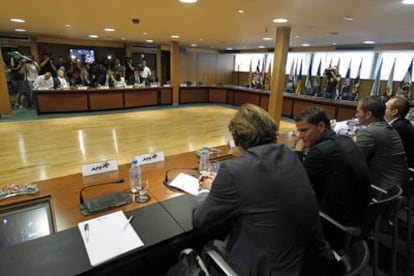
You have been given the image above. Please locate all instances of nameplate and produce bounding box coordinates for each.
[133,151,165,165]
[81,159,119,177]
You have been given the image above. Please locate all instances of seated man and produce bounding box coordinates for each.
[193,104,335,275]
[355,96,409,190]
[54,69,70,88]
[294,107,371,249]
[385,96,414,169]
[294,107,371,225]
[33,72,54,89]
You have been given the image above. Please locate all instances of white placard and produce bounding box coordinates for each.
[81,159,119,177]
[133,151,165,165]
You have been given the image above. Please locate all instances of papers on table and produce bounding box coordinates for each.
[78,210,144,266]
[169,173,207,196]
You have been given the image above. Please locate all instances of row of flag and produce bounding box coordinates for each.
[282,58,413,100]
[249,59,272,90]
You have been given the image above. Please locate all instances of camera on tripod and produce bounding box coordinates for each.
[324,67,335,76]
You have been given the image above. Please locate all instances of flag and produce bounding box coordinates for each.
[385,59,396,97]
[396,58,413,100]
[264,62,271,90]
[313,60,321,96]
[335,58,341,98]
[295,59,303,94]
[370,59,383,96]
[304,58,313,94]
[352,59,363,101]
[340,60,352,99]
[285,58,296,92]
[248,59,252,88]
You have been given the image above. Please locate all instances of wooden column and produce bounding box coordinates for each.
[268,27,291,126]
[171,41,180,105]
[0,49,12,115]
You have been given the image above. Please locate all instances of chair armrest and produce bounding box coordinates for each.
[319,211,361,236]
[205,249,238,276]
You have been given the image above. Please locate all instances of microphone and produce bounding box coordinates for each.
[79,178,132,216]
[163,167,198,189]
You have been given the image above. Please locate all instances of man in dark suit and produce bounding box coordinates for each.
[355,96,409,190]
[294,107,371,249]
[385,96,414,169]
[97,69,115,87]
[193,104,335,275]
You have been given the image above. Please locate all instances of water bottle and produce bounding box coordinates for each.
[199,146,209,175]
[129,159,141,193]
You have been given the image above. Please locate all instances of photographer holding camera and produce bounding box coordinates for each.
[7,51,31,109]
[322,66,340,99]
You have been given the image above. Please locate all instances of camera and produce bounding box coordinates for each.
[324,67,335,76]
[7,51,33,70]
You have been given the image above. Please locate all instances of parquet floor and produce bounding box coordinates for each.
[0,105,296,185]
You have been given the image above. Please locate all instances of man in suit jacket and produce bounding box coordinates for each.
[294,107,371,224]
[294,107,371,249]
[97,69,115,87]
[355,96,409,190]
[193,104,335,275]
[385,96,414,169]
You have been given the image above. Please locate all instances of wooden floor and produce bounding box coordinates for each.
[0,105,296,185]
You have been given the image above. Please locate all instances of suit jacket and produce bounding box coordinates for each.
[356,120,409,190]
[97,74,114,87]
[299,130,371,224]
[391,118,414,168]
[193,144,335,275]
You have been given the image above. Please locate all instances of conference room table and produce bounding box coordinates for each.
[0,133,296,275]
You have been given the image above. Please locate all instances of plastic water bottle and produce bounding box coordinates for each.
[199,146,209,175]
[129,159,141,193]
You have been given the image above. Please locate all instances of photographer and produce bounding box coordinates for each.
[139,58,151,85]
[39,52,57,76]
[322,66,340,99]
[8,51,31,109]
[124,57,135,81]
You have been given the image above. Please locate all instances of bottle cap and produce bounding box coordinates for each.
[202,145,209,150]
[132,159,138,164]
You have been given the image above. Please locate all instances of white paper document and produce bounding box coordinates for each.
[168,173,202,195]
[78,210,144,266]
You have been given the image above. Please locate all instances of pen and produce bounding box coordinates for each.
[84,223,89,242]
[123,215,134,231]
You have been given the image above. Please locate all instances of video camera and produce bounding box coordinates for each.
[7,51,33,70]
[324,67,335,76]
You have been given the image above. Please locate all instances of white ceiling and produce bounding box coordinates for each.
[1,0,414,50]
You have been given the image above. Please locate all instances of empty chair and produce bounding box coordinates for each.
[333,240,370,276]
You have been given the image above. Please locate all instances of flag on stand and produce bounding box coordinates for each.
[385,59,396,97]
[370,59,383,96]
[313,60,321,96]
[339,60,352,99]
[396,58,413,100]
[335,58,341,99]
[352,59,363,100]
[248,59,252,88]
[285,58,296,92]
[304,58,313,94]
[264,62,271,90]
[295,59,303,94]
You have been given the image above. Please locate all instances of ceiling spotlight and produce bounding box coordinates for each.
[226,47,233,50]
[104,28,115,32]
[190,43,198,47]
[402,0,414,4]
[363,40,375,44]
[65,24,71,28]
[258,46,266,49]
[89,34,99,38]
[145,39,154,43]
[262,37,272,41]
[237,9,245,14]
[179,0,198,3]
[301,43,311,47]
[343,16,355,21]
[15,28,26,32]
[171,35,180,39]
[273,18,288,23]
[10,18,25,23]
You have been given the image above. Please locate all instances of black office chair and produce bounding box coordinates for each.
[333,240,370,276]
[398,167,414,250]
[320,184,403,276]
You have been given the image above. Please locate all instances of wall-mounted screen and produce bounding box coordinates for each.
[0,196,55,248]
[69,48,95,63]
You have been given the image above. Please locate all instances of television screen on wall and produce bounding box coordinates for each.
[69,48,95,63]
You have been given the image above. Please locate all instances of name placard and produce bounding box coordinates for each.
[81,159,119,177]
[133,151,165,166]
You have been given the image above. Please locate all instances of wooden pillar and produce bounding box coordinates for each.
[0,48,12,115]
[171,41,180,105]
[268,27,291,126]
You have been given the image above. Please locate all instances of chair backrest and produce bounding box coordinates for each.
[334,240,370,276]
[360,185,403,237]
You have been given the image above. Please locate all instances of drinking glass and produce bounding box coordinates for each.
[135,178,151,203]
[208,160,220,176]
